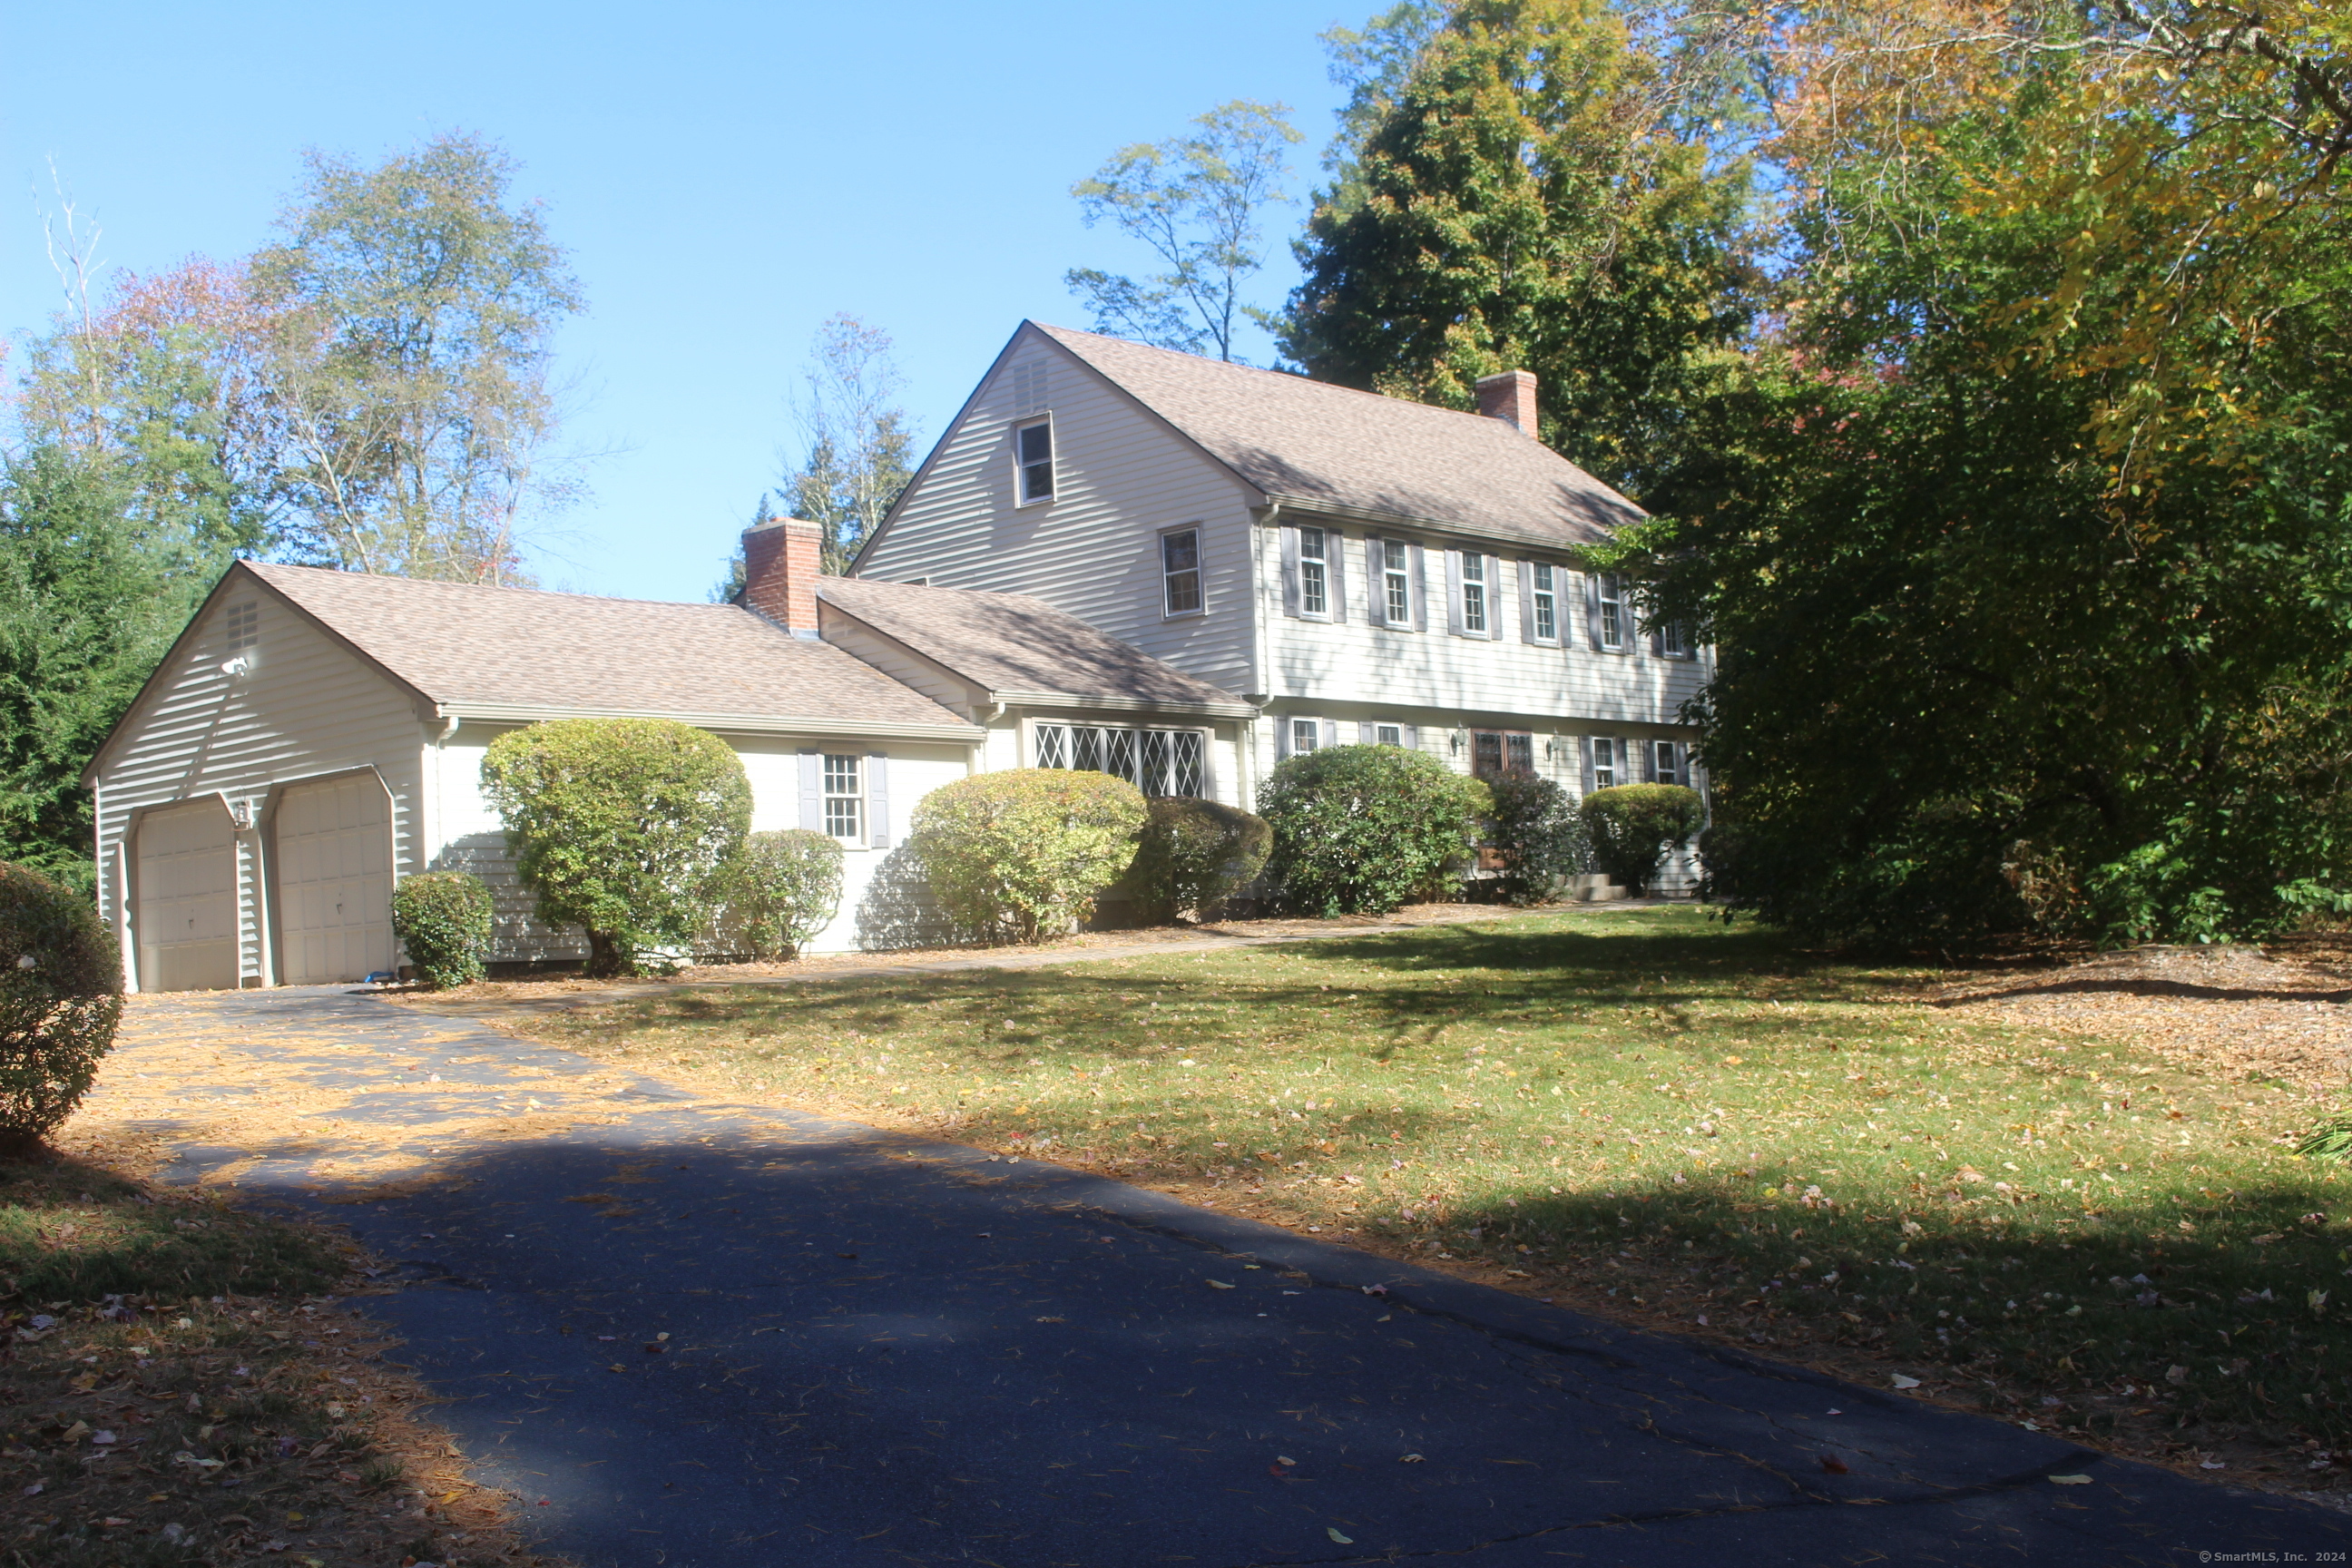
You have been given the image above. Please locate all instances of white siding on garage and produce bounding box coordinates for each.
[133,798,238,993]
[272,771,397,985]
[93,583,428,989]
[857,328,1266,698]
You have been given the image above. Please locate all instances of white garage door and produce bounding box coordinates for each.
[136,799,238,993]
[274,774,395,985]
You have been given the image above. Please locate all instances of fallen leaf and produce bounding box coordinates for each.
[102,1516,131,1527]
[1890,1375,1921,1390]
[1328,1527,1355,1544]
[1399,1454,1425,1464]
[1819,1455,1849,1475]
[2049,1474,2092,1485]
[1207,1279,1235,1290]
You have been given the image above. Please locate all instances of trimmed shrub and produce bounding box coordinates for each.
[0,862,122,1152]
[910,769,1147,944]
[1128,798,1272,924]
[715,829,845,959]
[389,872,493,990]
[1485,769,1588,906]
[480,719,751,977]
[1581,783,1706,896]
[1259,744,1485,916]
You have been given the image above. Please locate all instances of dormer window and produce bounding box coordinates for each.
[1015,419,1054,505]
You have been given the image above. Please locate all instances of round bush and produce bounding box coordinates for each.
[1486,769,1588,906]
[1581,783,1706,896]
[910,769,1147,944]
[1129,798,1271,924]
[0,862,122,1152]
[1259,744,1485,916]
[480,719,751,977]
[715,829,845,959]
[390,872,493,990]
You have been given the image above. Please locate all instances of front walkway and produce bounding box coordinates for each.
[70,985,2348,1567]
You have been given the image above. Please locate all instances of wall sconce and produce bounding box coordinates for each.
[229,799,255,831]
[1449,730,1464,754]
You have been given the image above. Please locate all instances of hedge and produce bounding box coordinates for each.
[1581,783,1706,896]
[390,872,493,990]
[909,769,1147,944]
[1127,798,1271,923]
[1259,744,1485,916]
[0,862,122,1152]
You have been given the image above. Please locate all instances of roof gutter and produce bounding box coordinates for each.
[434,701,985,742]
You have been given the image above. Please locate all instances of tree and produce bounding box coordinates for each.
[478,719,751,976]
[0,447,230,894]
[251,132,583,583]
[779,314,916,573]
[1282,0,1757,500]
[1606,1,2352,945]
[1065,101,1304,362]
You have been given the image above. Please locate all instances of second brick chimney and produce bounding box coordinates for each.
[740,517,823,634]
[1475,369,1538,436]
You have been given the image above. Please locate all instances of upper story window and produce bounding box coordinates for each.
[226,600,260,651]
[1381,540,1412,625]
[1596,573,1625,651]
[1459,553,1487,634]
[823,754,864,840]
[1529,564,1557,642]
[1162,528,1202,616]
[1015,419,1054,505]
[1658,618,1690,659]
[1592,737,1617,789]
[1299,526,1328,616]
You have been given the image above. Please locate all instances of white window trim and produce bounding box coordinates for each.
[821,752,866,845]
[1525,562,1560,646]
[1298,524,1331,621]
[1371,536,1421,632]
[1161,524,1205,619]
[1592,736,1619,789]
[1013,416,1055,508]
[1596,573,1627,653]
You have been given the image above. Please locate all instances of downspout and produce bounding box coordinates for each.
[1248,502,1279,812]
[972,700,1005,776]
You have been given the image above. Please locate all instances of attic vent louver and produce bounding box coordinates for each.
[1012,360,1049,416]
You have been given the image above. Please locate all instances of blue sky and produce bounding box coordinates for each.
[0,0,1357,602]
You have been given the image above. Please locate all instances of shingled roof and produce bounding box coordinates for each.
[243,563,977,734]
[1034,324,1643,548]
[818,577,1252,716]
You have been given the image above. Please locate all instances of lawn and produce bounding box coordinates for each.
[506,905,2352,1487]
[0,1152,548,1567]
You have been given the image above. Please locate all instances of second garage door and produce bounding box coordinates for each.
[135,799,238,993]
[274,774,395,985]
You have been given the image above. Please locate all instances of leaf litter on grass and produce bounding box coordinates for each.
[477,905,2352,1504]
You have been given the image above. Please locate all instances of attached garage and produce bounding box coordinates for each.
[135,799,239,993]
[272,772,396,985]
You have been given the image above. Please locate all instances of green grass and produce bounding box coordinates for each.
[0,1161,346,1305]
[522,906,2352,1464]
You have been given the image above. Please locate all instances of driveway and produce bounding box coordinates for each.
[81,985,2351,1567]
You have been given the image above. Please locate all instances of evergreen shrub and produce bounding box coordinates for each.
[910,769,1147,944]
[715,829,845,959]
[1581,783,1706,896]
[389,872,493,990]
[1128,798,1271,923]
[1259,744,1485,916]
[480,719,751,976]
[1485,768,1588,905]
[0,862,122,1152]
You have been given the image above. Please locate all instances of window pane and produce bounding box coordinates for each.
[1171,731,1203,797]
[1035,725,1069,769]
[823,754,859,795]
[1074,727,1103,772]
[1291,720,1318,753]
[1594,738,1615,788]
[1533,564,1553,592]
[1301,561,1326,616]
[1299,526,1324,562]
[1139,730,1171,796]
[1464,580,1485,633]
[1534,592,1555,642]
[1656,742,1678,785]
[1507,734,1533,771]
[1163,531,1198,572]
[1473,731,1503,777]
[1163,530,1201,614]
[1107,729,1137,782]
[1376,724,1401,747]
[1018,424,1051,465]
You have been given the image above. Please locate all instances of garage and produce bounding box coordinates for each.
[273,772,396,985]
[134,798,239,993]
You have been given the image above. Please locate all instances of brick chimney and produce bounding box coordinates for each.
[1475,369,1538,436]
[740,517,823,633]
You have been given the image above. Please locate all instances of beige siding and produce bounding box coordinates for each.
[93,586,427,990]
[858,329,1266,697]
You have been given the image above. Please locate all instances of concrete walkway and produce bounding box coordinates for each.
[83,985,2350,1567]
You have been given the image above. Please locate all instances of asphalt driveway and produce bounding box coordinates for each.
[83,985,2352,1567]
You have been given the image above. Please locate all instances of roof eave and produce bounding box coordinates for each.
[1257,494,1635,554]
[984,689,1257,720]
[434,701,985,741]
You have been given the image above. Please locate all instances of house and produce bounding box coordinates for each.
[83,520,1250,992]
[853,323,1706,840]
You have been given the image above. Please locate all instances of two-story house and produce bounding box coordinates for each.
[853,322,1707,862]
